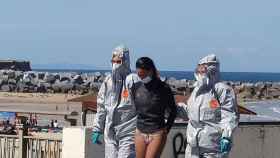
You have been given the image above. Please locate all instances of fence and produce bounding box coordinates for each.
[0,129,62,158]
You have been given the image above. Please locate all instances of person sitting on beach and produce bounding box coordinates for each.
[132,57,177,158]
[91,45,139,158]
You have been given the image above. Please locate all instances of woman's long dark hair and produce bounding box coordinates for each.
[136,57,158,80]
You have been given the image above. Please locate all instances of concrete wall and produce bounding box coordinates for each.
[62,123,280,158]
[162,123,280,158]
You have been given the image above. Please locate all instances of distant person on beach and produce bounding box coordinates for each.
[31,114,38,127]
[177,54,239,158]
[53,120,58,128]
[132,57,177,158]
[50,120,54,128]
[91,45,139,158]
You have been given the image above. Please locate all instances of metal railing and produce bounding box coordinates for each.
[0,129,62,158]
[25,136,62,158]
[0,135,18,158]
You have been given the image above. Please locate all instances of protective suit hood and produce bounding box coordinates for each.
[195,54,220,88]
[111,45,131,93]
[198,54,219,65]
[112,45,131,77]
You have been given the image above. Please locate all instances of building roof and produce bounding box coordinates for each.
[68,94,97,112]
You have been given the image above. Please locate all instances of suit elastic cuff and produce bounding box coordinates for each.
[222,127,232,138]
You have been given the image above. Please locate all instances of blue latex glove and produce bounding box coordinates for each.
[220,137,232,153]
[91,132,102,144]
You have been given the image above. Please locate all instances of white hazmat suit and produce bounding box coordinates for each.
[179,54,239,158]
[92,45,139,158]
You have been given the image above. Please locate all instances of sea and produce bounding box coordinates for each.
[34,69,280,83]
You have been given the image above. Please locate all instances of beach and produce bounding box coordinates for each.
[0,92,83,127]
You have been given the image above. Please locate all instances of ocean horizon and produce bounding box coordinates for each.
[33,69,280,83]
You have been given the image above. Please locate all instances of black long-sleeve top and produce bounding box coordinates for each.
[132,78,177,133]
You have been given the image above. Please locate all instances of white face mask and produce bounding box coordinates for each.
[194,73,209,87]
[141,76,152,84]
[112,63,122,70]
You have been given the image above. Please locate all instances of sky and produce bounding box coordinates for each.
[0,0,279,72]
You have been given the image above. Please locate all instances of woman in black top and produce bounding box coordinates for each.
[132,57,177,158]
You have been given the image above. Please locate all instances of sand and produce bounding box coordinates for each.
[0,92,82,104]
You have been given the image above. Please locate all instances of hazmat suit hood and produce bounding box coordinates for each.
[195,54,220,88]
[111,45,131,96]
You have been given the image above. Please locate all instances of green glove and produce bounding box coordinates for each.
[91,132,102,144]
[220,137,232,153]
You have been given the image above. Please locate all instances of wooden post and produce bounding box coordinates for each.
[17,116,28,158]
[82,109,88,126]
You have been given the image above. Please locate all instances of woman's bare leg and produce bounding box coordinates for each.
[135,131,147,158]
[145,133,167,158]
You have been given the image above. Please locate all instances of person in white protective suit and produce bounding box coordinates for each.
[91,45,139,158]
[178,54,239,158]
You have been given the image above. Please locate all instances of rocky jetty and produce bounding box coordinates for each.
[0,70,103,95]
[0,69,280,101]
[167,78,280,101]
[0,60,31,71]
